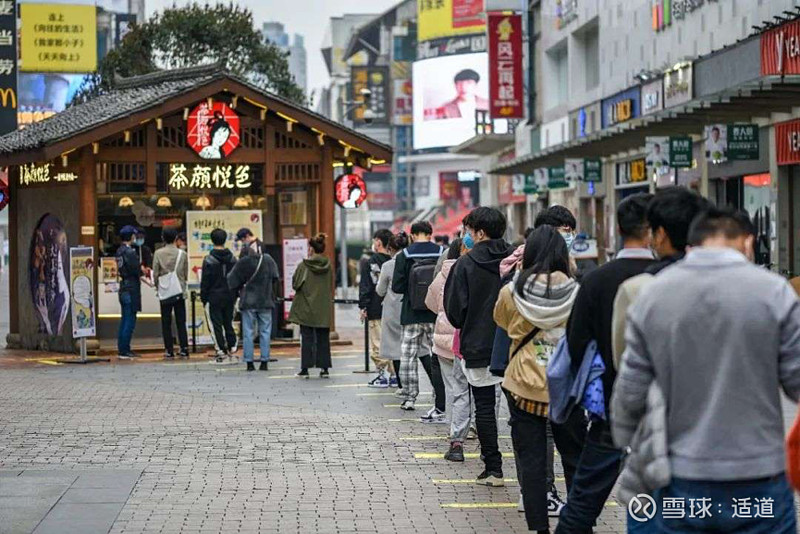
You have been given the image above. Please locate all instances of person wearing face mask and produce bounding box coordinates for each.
[613,206,800,534]
[133,229,153,269]
[176,232,187,251]
[359,229,395,388]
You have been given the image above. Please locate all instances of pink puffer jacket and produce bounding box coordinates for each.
[425,259,456,359]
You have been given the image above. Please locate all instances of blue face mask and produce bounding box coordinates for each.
[560,231,575,251]
[463,231,475,249]
[134,238,145,247]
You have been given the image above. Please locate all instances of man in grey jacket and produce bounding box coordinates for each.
[615,207,800,532]
[153,227,189,359]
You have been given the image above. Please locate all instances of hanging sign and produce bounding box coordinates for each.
[548,166,568,189]
[646,136,671,176]
[186,101,241,159]
[584,159,602,182]
[564,158,584,182]
[488,12,523,119]
[761,18,800,75]
[669,136,692,168]
[726,124,759,161]
[334,173,367,209]
[69,246,95,338]
[168,163,252,190]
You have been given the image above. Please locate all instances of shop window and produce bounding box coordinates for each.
[157,125,187,148]
[241,127,265,149]
[275,130,311,149]
[275,163,320,183]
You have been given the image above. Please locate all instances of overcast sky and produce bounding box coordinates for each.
[145,0,399,100]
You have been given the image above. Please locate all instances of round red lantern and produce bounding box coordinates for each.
[334,173,367,209]
[186,101,241,159]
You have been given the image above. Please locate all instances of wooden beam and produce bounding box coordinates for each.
[8,165,17,334]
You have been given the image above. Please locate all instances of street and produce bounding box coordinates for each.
[0,313,628,534]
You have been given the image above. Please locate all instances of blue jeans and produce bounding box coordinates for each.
[649,475,796,533]
[241,308,272,363]
[117,292,138,354]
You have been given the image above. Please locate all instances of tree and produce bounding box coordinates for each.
[72,3,305,106]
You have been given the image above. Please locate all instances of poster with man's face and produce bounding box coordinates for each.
[705,124,728,163]
[646,136,671,177]
[565,159,584,183]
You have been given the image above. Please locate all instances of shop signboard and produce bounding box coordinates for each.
[351,66,388,124]
[727,124,759,161]
[487,12,523,119]
[20,3,97,72]
[556,0,578,29]
[616,158,647,187]
[669,136,692,168]
[775,118,800,166]
[601,86,640,129]
[186,101,240,159]
[282,238,308,320]
[761,18,800,75]
[584,158,602,182]
[497,174,525,204]
[0,0,16,135]
[664,62,692,109]
[18,162,77,186]
[641,79,663,115]
[564,158,584,183]
[548,166,568,189]
[101,257,118,293]
[69,246,95,338]
[418,0,485,43]
[392,75,413,125]
[335,173,367,209]
[646,136,671,178]
[168,163,252,191]
[185,210,263,289]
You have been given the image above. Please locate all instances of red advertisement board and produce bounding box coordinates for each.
[453,0,483,28]
[761,19,800,75]
[488,12,524,119]
[334,173,367,209]
[186,101,241,159]
[775,118,800,166]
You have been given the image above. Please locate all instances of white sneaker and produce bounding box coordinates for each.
[394,388,405,398]
[518,493,524,512]
[547,489,566,517]
[400,400,415,411]
[228,354,240,365]
[419,407,446,424]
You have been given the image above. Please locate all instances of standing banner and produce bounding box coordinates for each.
[0,0,17,135]
[282,239,308,320]
[488,12,523,119]
[69,247,95,338]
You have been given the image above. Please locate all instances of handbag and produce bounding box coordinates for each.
[157,249,184,301]
[787,406,800,491]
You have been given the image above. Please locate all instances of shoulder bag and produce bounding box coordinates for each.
[157,249,184,301]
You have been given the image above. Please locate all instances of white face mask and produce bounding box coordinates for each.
[560,231,575,251]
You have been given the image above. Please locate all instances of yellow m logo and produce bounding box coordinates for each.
[0,88,16,108]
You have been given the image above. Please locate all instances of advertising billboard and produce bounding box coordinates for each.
[18,72,87,128]
[418,0,485,42]
[351,66,388,125]
[20,3,98,72]
[488,12,523,119]
[0,0,17,135]
[412,52,489,149]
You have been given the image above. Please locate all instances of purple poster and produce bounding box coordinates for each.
[29,213,70,335]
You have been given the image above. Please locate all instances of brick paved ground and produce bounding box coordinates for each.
[0,337,630,534]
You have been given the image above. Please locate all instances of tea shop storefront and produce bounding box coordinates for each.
[0,65,392,352]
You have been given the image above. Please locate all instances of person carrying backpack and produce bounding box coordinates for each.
[200,228,238,364]
[392,221,444,411]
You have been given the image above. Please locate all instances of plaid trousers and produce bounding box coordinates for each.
[400,323,434,402]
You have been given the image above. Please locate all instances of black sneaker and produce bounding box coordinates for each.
[320,369,330,379]
[163,352,175,360]
[269,358,278,363]
[246,362,255,372]
[444,442,465,462]
[296,369,309,379]
[547,485,566,517]
[178,350,189,359]
[259,361,268,371]
[118,352,140,360]
[475,470,505,487]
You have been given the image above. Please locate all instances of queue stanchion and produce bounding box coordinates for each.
[190,290,197,354]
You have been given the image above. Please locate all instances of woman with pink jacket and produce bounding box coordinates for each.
[425,238,470,462]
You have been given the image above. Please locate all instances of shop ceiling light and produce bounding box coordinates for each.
[195,195,211,209]
[156,196,172,208]
[118,196,134,207]
[233,196,250,208]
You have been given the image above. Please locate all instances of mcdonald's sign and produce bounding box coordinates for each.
[0,87,16,108]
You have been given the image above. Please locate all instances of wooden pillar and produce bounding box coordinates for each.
[8,164,18,334]
[320,144,336,331]
[145,122,157,195]
[78,146,96,248]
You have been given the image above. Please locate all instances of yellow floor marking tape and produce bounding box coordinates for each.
[387,418,420,422]
[384,403,433,408]
[432,478,518,484]
[358,391,431,397]
[402,435,511,441]
[325,383,368,388]
[440,500,617,509]
[38,360,63,366]
[413,452,515,459]
[269,373,350,379]
[287,354,358,361]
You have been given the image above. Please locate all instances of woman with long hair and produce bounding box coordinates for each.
[289,233,334,378]
[493,225,586,534]
[376,232,409,392]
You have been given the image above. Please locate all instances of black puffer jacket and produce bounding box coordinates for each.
[200,248,237,305]
[359,252,391,320]
[444,239,514,368]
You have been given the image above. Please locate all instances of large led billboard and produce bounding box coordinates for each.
[412,52,488,150]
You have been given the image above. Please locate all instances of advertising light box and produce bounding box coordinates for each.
[412,52,489,150]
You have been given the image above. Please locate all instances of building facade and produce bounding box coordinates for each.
[262,22,308,94]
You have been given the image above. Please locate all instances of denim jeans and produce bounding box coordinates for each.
[117,292,138,354]
[241,308,272,363]
[649,475,796,533]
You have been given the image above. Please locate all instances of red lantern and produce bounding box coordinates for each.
[186,101,241,159]
[334,173,367,209]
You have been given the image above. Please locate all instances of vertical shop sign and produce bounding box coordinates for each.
[351,66,388,124]
[669,136,692,168]
[548,166,568,189]
[69,247,95,338]
[282,239,308,320]
[0,0,16,135]
[584,159,602,182]
[727,124,759,161]
[488,12,523,119]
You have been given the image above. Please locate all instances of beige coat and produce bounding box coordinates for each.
[611,273,655,370]
[152,244,188,295]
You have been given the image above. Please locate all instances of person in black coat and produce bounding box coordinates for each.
[444,207,514,488]
[360,229,394,387]
[200,228,238,362]
[116,225,143,359]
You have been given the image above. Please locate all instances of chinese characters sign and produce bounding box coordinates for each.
[186,101,240,159]
[20,3,97,72]
[334,173,367,209]
[488,12,523,119]
[0,0,16,135]
[168,164,252,191]
[350,67,388,124]
[19,163,77,186]
[727,124,759,161]
[669,136,692,168]
[418,0,485,42]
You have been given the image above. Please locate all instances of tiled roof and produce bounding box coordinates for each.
[0,63,391,156]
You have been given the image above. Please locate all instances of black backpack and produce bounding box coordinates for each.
[406,249,441,312]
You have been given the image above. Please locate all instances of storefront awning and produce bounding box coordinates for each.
[450,133,515,156]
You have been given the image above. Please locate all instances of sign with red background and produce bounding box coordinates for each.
[335,173,368,209]
[186,102,241,159]
[761,19,800,75]
[453,0,484,28]
[775,118,800,165]
[488,12,524,119]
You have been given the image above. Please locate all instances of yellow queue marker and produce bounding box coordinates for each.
[269,373,350,379]
[413,452,515,459]
[432,478,519,484]
[384,403,433,408]
[440,500,618,509]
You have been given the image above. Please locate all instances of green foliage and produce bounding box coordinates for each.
[72,2,305,106]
